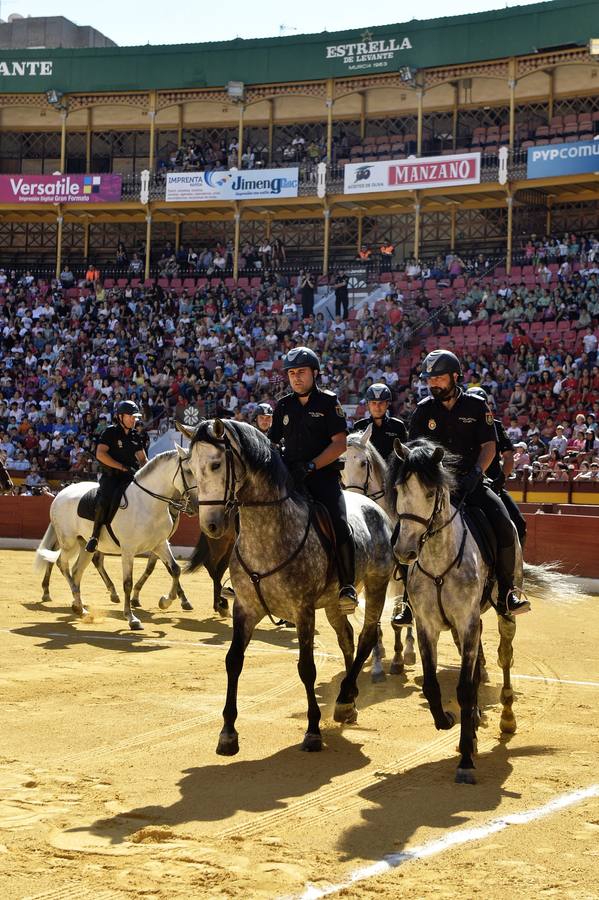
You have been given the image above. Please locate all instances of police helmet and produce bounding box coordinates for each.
[421,350,462,379]
[116,399,142,418]
[466,386,488,402]
[366,383,392,402]
[283,346,320,372]
[254,402,274,417]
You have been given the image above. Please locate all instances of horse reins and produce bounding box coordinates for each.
[344,454,385,502]
[129,456,197,515]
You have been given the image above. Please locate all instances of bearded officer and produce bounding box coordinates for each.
[269,346,358,615]
[85,399,147,552]
[466,386,527,548]
[352,382,407,460]
[393,349,530,625]
[253,402,274,435]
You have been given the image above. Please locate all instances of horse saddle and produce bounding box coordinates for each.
[463,506,497,569]
[77,485,127,529]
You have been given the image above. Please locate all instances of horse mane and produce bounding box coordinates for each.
[385,438,459,501]
[137,448,178,477]
[191,419,295,495]
[347,431,388,483]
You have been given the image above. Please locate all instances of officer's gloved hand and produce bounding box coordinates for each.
[493,472,506,492]
[458,465,482,498]
[290,461,315,483]
[123,466,137,479]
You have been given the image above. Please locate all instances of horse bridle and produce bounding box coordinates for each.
[130,456,198,516]
[344,452,385,502]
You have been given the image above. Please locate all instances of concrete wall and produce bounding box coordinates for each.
[0,16,116,49]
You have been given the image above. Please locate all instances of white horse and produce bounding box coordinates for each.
[35,448,197,630]
[343,425,416,674]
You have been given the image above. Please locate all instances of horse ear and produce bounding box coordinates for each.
[393,438,409,459]
[432,446,445,463]
[175,421,196,441]
[212,418,225,440]
[175,443,190,459]
[360,423,373,445]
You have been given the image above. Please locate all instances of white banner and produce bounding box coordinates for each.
[343,153,481,194]
[166,168,299,202]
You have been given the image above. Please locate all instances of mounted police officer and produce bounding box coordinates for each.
[253,402,274,435]
[269,346,358,615]
[85,399,148,552]
[466,386,527,548]
[393,349,530,625]
[352,382,407,460]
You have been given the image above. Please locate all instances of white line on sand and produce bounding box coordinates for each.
[293,783,599,900]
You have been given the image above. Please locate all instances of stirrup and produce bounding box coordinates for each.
[391,600,413,627]
[498,588,531,617]
[338,585,358,616]
[85,536,99,553]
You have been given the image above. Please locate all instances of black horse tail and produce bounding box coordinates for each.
[186,531,212,574]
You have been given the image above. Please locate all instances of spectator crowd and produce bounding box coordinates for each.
[3,230,599,493]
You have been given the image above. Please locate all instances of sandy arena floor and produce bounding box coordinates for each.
[0,549,598,900]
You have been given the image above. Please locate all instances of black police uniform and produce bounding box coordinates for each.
[93,423,144,529]
[353,414,407,461]
[487,418,527,547]
[270,385,353,566]
[409,390,518,602]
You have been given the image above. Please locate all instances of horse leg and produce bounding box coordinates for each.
[216,601,259,756]
[130,554,157,609]
[478,618,490,683]
[370,625,386,683]
[209,551,231,617]
[121,552,142,630]
[455,620,481,784]
[92,552,120,605]
[497,613,517,734]
[404,625,416,666]
[389,625,404,675]
[65,548,95,618]
[335,576,387,721]
[416,622,456,731]
[41,562,52,603]
[296,605,322,751]
[152,543,185,612]
[324,604,355,675]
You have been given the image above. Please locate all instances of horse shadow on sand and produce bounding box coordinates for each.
[63,733,372,845]
[14,608,168,654]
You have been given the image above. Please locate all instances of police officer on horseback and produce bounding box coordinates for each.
[352,382,407,460]
[253,402,274,435]
[269,346,358,615]
[85,399,148,553]
[393,349,530,625]
[466,386,527,548]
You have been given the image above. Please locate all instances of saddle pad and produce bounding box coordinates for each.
[77,486,98,522]
[311,502,337,583]
[464,506,497,569]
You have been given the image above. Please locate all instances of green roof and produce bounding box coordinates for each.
[0,0,597,95]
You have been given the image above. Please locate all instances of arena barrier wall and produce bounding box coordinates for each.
[2,496,599,578]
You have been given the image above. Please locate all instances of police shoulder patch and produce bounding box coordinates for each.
[485,412,494,426]
[283,414,289,426]
[428,419,436,430]
[336,404,345,417]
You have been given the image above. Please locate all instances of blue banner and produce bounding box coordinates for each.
[527,139,599,179]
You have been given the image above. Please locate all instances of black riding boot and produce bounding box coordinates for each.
[496,542,531,616]
[391,563,413,626]
[85,499,109,553]
[337,538,358,615]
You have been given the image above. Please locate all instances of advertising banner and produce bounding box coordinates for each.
[527,139,599,179]
[0,173,122,203]
[343,153,481,195]
[166,168,299,202]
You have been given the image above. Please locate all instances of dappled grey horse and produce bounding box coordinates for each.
[35,448,197,630]
[185,418,395,754]
[388,438,575,784]
[343,425,416,675]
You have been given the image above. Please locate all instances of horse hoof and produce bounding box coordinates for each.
[500,716,517,735]
[404,650,417,666]
[129,619,143,631]
[444,710,456,729]
[131,597,141,609]
[41,595,51,603]
[180,599,193,612]
[110,595,121,605]
[158,596,172,611]
[389,661,404,675]
[334,702,358,725]
[216,734,239,756]
[71,603,84,616]
[371,670,386,684]
[301,732,323,752]
[455,768,477,785]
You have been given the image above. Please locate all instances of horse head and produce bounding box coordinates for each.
[173,444,199,515]
[390,438,448,563]
[188,418,246,538]
[343,425,378,496]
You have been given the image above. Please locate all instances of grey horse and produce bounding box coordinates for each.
[388,438,576,784]
[185,418,395,754]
